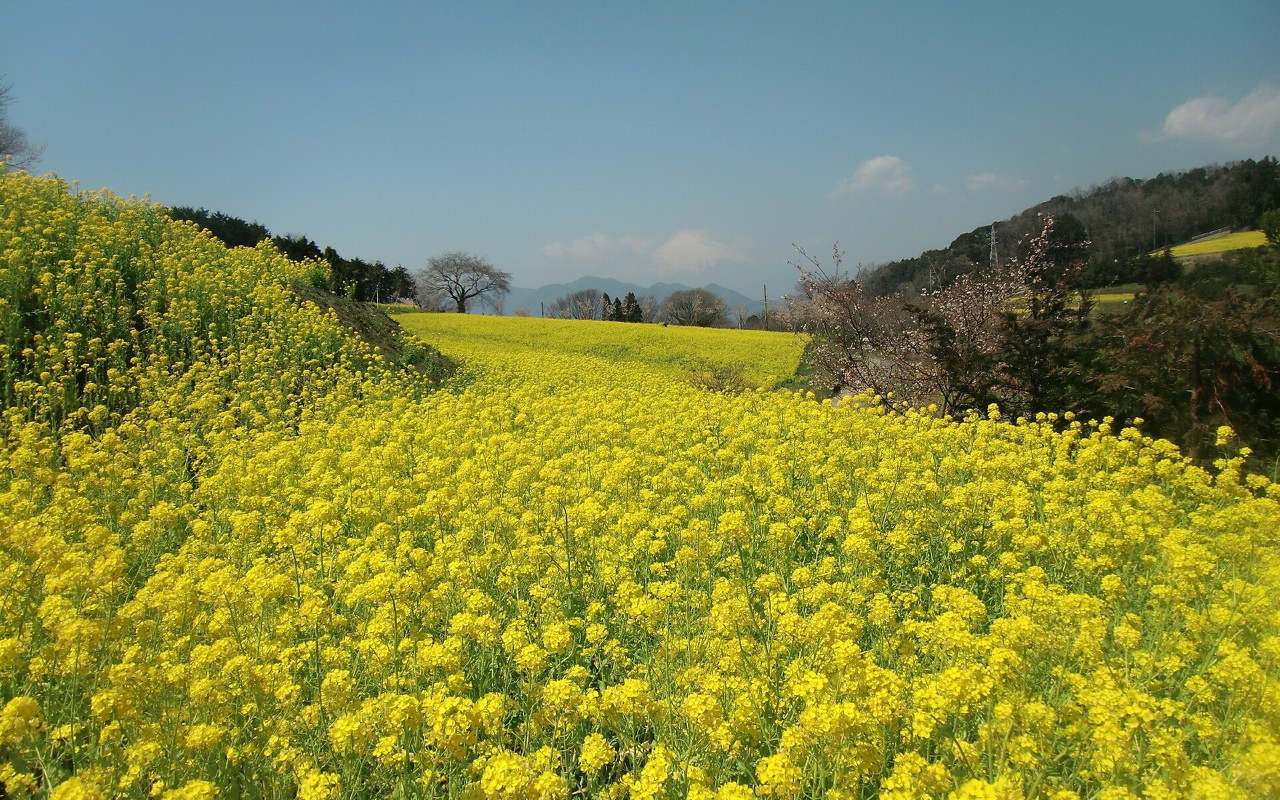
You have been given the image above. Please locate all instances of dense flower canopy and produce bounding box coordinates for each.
[2,171,1279,799]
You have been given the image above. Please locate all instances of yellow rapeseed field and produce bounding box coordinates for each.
[1165,231,1267,258]
[2,171,1279,799]
[393,313,805,389]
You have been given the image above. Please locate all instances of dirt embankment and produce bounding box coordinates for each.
[292,285,456,382]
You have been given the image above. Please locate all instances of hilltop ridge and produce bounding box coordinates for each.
[859,156,1280,297]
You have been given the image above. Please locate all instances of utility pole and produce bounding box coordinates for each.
[762,285,769,331]
[989,222,998,270]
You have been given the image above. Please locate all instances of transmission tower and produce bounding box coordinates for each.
[989,222,998,270]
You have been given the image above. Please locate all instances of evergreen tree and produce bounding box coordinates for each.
[168,207,269,249]
[622,292,642,322]
[272,233,323,263]
[1144,249,1182,289]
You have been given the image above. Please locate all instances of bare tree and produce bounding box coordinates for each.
[547,288,604,320]
[791,244,921,398]
[638,295,659,323]
[417,252,511,313]
[793,218,1086,414]
[901,270,1023,413]
[662,288,727,326]
[414,287,450,312]
[0,81,44,171]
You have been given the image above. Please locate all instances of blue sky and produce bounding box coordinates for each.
[6,2,1279,297]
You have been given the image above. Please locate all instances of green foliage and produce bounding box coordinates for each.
[1042,212,1090,276]
[863,157,1280,299]
[167,206,269,248]
[1262,208,1280,247]
[687,361,749,394]
[1144,249,1182,289]
[291,285,456,382]
[1092,287,1280,461]
[302,261,330,289]
[621,292,643,323]
[800,213,1280,466]
[271,231,323,262]
[170,208,415,302]
[1227,156,1280,226]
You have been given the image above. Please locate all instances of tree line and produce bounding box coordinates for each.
[543,289,648,322]
[859,157,1280,299]
[167,207,416,303]
[542,287,750,327]
[150,218,755,329]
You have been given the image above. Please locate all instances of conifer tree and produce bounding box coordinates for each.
[622,292,643,322]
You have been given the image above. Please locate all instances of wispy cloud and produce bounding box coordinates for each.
[965,172,1025,191]
[1150,85,1280,142]
[541,233,650,261]
[830,155,914,197]
[542,229,747,275]
[653,230,747,274]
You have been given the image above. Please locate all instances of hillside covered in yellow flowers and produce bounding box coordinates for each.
[2,171,1279,799]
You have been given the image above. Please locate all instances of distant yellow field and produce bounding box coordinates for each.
[394,312,807,387]
[1165,229,1266,257]
[1092,291,1138,305]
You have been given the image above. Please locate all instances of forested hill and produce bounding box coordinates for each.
[860,156,1280,298]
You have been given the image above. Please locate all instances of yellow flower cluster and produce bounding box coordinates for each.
[2,170,1279,798]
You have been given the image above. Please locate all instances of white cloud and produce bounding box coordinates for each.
[541,229,746,275]
[653,230,747,274]
[965,172,1025,191]
[541,233,649,261]
[1153,85,1280,142]
[830,155,914,197]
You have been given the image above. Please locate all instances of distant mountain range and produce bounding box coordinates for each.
[503,277,763,317]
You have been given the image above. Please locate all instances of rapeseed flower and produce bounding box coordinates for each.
[1,170,1278,797]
